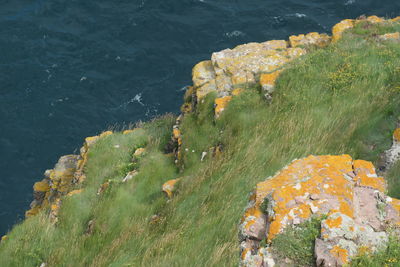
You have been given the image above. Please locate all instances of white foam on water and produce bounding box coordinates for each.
[345,0,355,5]
[224,30,245,38]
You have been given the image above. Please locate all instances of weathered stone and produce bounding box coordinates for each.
[259,70,282,99]
[289,32,331,48]
[214,96,232,117]
[332,19,355,42]
[240,155,400,267]
[134,147,146,157]
[122,170,138,182]
[381,128,400,171]
[33,180,50,192]
[379,32,400,41]
[67,189,82,197]
[162,178,180,198]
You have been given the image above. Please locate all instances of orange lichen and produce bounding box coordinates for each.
[173,129,181,140]
[289,32,331,48]
[214,96,232,117]
[332,19,355,42]
[392,16,400,22]
[380,32,400,41]
[67,189,82,197]
[330,245,349,264]
[122,129,136,134]
[393,128,400,142]
[339,200,354,218]
[241,248,251,260]
[366,15,384,24]
[245,155,361,241]
[354,174,386,192]
[353,159,375,175]
[99,131,113,138]
[162,178,181,198]
[325,215,343,228]
[134,147,146,157]
[260,71,281,89]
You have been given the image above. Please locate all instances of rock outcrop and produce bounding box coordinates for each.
[240,155,400,267]
[26,131,114,220]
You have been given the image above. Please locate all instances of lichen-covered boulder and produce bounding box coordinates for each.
[26,131,114,218]
[332,19,355,42]
[162,178,180,198]
[240,155,400,267]
[379,32,400,41]
[289,32,331,48]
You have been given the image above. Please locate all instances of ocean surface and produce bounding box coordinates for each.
[0,0,399,235]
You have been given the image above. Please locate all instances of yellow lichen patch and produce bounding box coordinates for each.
[260,71,281,89]
[122,129,135,135]
[134,147,146,157]
[289,32,331,48]
[99,131,113,138]
[330,245,349,264]
[379,32,400,41]
[325,215,343,228]
[232,88,244,96]
[173,129,181,140]
[84,136,99,148]
[392,16,400,22]
[242,206,264,223]
[1,235,7,242]
[289,34,305,48]
[249,155,356,241]
[354,174,386,192]
[393,128,400,142]
[67,189,83,197]
[33,180,50,192]
[366,15,384,24]
[192,60,215,88]
[339,200,354,218]
[241,248,251,260]
[353,159,375,175]
[162,178,180,198]
[332,19,355,42]
[214,96,232,117]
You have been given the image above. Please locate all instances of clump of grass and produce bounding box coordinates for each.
[351,235,400,267]
[271,216,325,266]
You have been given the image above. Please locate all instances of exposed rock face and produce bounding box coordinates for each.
[26,131,113,219]
[183,15,399,120]
[379,128,400,172]
[162,178,181,198]
[240,155,400,267]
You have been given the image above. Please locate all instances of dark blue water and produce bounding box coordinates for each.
[0,0,399,235]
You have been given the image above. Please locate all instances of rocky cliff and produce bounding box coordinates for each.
[1,15,400,267]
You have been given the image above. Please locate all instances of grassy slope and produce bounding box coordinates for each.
[1,21,400,266]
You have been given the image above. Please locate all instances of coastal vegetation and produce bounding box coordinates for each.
[1,18,400,266]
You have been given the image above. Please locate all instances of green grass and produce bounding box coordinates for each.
[271,216,326,267]
[351,235,400,267]
[1,23,400,266]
